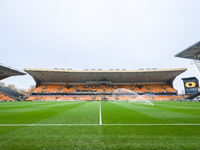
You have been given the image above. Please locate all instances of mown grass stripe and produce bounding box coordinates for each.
[1,124,200,126]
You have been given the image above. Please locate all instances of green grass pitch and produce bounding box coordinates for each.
[0,101,200,149]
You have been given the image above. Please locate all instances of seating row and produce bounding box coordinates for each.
[33,84,177,93]
[0,93,14,101]
[26,95,181,101]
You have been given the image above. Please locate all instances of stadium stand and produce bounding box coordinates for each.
[0,93,14,101]
[175,41,200,100]
[0,63,25,80]
[0,85,27,101]
[24,68,186,101]
[175,41,200,71]
[0,63,26,101]
[32,84,178,94]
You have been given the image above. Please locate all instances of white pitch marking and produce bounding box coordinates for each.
[0,124,99,126]
[101,124,200,126]
[0,124,200,126]
[100,101,102,125]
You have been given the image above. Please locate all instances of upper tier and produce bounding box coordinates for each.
[32,84,177,94]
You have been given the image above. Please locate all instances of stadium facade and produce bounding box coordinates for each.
[24,68,186,101]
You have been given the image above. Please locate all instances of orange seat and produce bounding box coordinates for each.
[97,85,105,92]
[147,84,166,92]
[76,85,89,92]
[38,96,57,101]
[0,93,14,101]
[91,85,98,91]
[33,84,47,92]
[153,96,170,101]
[133,84,149,92]
[169,95,181,99]
[123,85,131,91]
[77,96,91,100]
[161,84,177,92]
[142,96,154,100]
[60,85,75,92]
[57,96,74,101]
[25,96,37,101]
[43,84,62,92]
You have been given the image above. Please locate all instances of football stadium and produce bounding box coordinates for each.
[2,0,200,148]
[1,41,200,149]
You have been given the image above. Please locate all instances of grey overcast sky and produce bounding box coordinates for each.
[1,0,200,93]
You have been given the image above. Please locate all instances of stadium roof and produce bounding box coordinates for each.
[0,63,26,80]
[175,41,200,59]
[24,68,187,86]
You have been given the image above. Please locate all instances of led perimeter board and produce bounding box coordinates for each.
[182,77,199,95]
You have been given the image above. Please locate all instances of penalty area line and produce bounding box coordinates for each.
[0,124,200,126]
